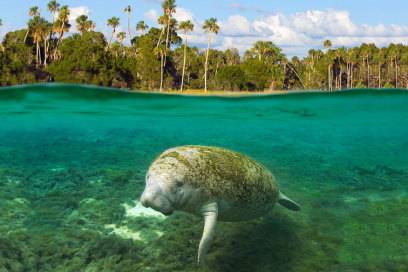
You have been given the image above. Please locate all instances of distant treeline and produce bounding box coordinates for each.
[0,1,408,92]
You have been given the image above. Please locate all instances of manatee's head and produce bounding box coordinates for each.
[140,158,196,216]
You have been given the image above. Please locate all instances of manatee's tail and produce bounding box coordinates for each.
[278,191,301,211]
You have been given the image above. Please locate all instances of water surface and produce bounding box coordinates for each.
[0,85,407,271]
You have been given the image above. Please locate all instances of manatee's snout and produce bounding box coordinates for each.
[140,183,174,216]
[140,190,152,208]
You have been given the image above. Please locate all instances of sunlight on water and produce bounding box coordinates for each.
[0,84,407,271]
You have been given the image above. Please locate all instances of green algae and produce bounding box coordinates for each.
[157,146,279,203]
[0,85,407,271]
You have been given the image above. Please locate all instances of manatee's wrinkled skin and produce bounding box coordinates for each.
[140,146,300,264]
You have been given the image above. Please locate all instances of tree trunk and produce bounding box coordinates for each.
[395,58,399,88]
[128,14,132,42]
[164,17,171,66]
[156,27,165,48]
[54,21,65,59]
[44,38,47,67]
[24,30,30,43]
[351,63,353,88]
[160,52,164,92]
[327,65,331,91]
[109,29,115,47]
[36,41,39,67]
[37,41,42,67]
[204,34,211,92]
[378,65,381,88]
[180,38,188,92]
[367,57,370,88]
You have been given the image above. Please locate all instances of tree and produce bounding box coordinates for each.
[217,65,245,91]
[76,15,95,35]
[155,45,166,92]
[373,47,386,88]
[47,32,113,85]
[24,6,41,43]
[28,16,49,67]
[1,30,36,85]
[178,20,194,92]
[202,18,220,92]
[136,21,149,34]
[134,28,161,89]
[323,40,333,91]
[225,48,240,66]
[155,14,180,91]
[245,41,285,90]
[324,40,332,51]
[243,59,270,91]
[46,1,60,60]
[161,0,176,66]
[53,5,70,59]
[0,19,3,52]
[47,1,60,24]
[124,5,132,42]
[117,32,126,45]
[246,41,278,63]
[107,17,120,46]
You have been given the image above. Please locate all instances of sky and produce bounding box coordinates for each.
[1,0,408,57]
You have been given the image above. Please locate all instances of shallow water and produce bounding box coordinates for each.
[0,84,407,271]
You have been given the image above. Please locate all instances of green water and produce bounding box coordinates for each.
[0,84,407,271]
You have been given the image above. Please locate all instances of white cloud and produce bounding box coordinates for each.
[180,9,408,57]
[174,8,194,22]
[41,5,408,57]
[145,9,158,22]
[220,15,251,36]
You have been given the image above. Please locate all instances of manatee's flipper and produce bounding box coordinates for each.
[197,202,218,265]
[278,192,301,211]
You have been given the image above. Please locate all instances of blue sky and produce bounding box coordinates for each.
[1,1,408,56]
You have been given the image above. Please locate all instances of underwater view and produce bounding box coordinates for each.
[0,84,407,271]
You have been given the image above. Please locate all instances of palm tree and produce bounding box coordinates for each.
[323,40,333,91]
[107,17,120,46]
[387,44,401,88]
[161,0,176,65]
[42,21,52,66]
[29,6,40,17]
[372,47,385,88]
[249,41,276,62]
[46,1,60,58]
[30,16,49,67]
[178,20,194,92]
[76,15,95,35]
[117,32,126,45]
[47,0,60,23]
[136,21,148,34]
[323,40,332,51]
[154,45,166,92]
[0,19,3,52]
[203,18,220,92]
[24,6,41,42]
[156,15,167,92]
[86,20,96,32]
[53,5,70,59]
[156,15,167,48]
[124,5,132,42]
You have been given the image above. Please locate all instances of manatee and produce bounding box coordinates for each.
[140,145,300,264]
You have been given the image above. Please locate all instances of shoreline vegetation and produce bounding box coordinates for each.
[1,1,408,94]
[3,83,407,98]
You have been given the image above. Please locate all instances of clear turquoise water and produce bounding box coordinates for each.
[0,84,407,271]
